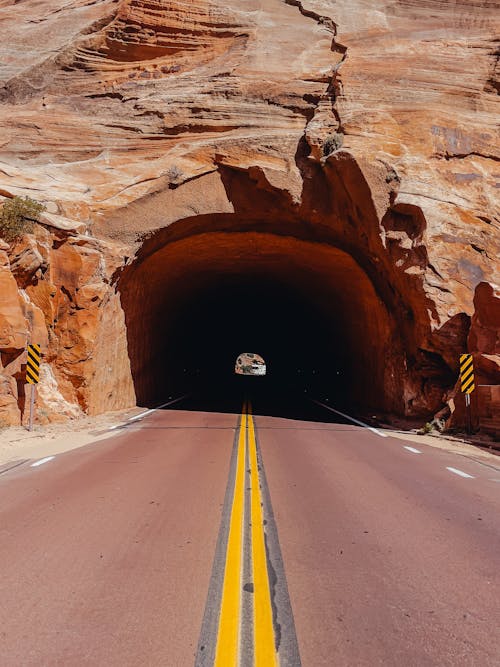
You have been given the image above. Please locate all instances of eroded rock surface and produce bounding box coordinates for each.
[0,0,498,430]
[0,220,135,426]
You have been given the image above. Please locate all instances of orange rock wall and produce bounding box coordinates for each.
[0,223,135,426]
[0,0,498,429]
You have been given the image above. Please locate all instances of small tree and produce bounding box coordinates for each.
[0,196,46,242]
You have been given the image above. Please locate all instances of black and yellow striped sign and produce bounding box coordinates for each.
[26,344,41,384]
[459,353,475,394]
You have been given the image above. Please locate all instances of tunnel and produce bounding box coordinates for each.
[118,224,401,416]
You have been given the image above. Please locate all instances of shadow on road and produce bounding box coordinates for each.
[155,378,354,426]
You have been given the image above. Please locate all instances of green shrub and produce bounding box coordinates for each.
[0,196,46,242]
[322,132,344,156]
[417,422,434,435]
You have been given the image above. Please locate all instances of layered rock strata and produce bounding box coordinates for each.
[0,0,498,431]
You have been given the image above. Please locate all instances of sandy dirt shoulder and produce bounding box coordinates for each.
[0,407,143,468]
[380,427,500,468]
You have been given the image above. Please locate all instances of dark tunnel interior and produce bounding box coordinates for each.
[163,274,351,402]
[118,231,400,417]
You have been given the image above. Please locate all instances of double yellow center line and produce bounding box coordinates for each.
[214,401,278,666]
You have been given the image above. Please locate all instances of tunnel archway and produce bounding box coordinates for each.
[118,228,402,415]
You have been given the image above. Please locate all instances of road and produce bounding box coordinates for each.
[0,394,499,666]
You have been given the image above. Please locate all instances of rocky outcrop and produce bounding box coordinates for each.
[0,219,135,426]
[468,283,500,437]
[469,282,500,383]
[0,0,498,429]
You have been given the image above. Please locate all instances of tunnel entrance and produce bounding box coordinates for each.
[118,229,401,416]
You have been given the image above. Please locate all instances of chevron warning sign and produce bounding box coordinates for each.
[459,354,475,394]
[26,344,41,384]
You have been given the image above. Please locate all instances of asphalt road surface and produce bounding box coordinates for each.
[1,393,499,666]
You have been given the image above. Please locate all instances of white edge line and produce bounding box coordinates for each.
[312,400,388,438]
[446,467,474,479]
[31,456,55,468]
[109,394,189,430]
[128,394,189,422]
[403,446,422,454]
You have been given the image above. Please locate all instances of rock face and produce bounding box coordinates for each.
[464,283,500,437]
[0,0,498,431]
[0,222,135,426]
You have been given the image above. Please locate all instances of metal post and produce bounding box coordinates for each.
[465,392,471,435]
[28,384,36,432]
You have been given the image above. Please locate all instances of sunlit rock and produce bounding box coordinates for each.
[0,0,497,432]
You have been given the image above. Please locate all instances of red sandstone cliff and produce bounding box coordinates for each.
[0,0,498,431]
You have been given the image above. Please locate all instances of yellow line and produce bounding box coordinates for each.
[214,407,247,666]
[248,403,278,667]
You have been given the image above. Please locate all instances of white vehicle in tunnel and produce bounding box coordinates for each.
[235,352,266,376]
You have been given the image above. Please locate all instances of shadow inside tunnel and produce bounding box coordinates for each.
[154,376,356,426]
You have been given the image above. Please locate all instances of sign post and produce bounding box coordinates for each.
[26,344,41,432]
[28,384,36,432]
[459,353,475,434]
